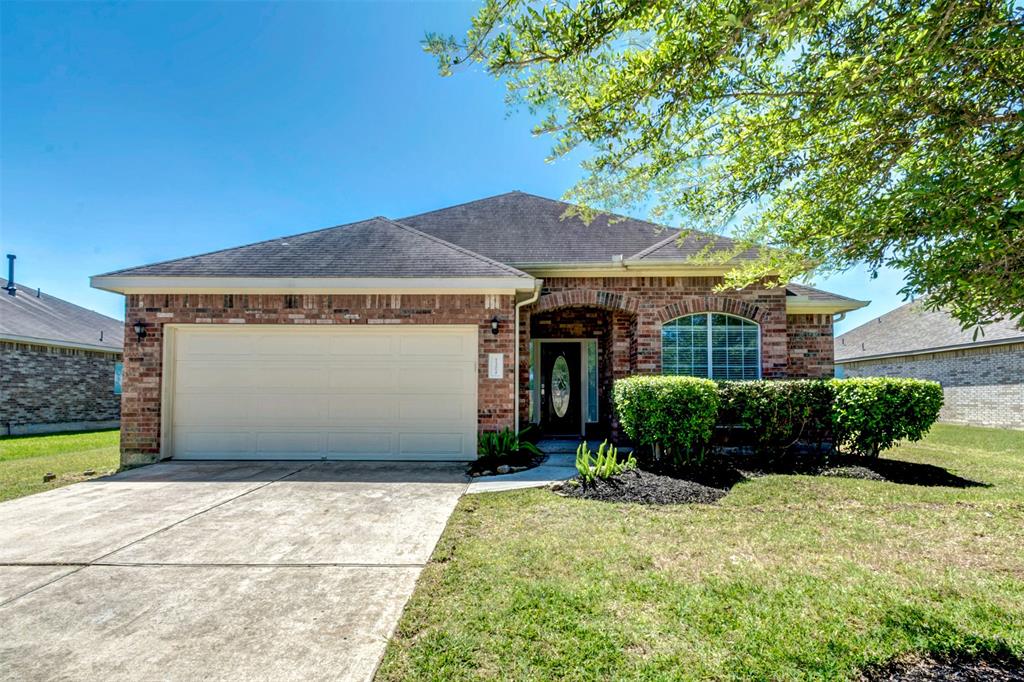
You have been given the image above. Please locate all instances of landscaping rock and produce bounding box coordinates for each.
[561,469,727,505]
[42,473,56,482]
[83,470,96,477]
[496,465,511,474]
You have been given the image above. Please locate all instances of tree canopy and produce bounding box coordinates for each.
[426,0,1024,327]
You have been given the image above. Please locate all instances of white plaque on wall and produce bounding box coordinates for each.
[488,353,504,379]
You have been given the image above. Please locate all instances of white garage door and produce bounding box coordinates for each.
[167,325,478,461]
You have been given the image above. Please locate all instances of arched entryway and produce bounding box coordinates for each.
[520,290,639,437]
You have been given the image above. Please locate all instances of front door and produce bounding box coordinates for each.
[540,342,581,435]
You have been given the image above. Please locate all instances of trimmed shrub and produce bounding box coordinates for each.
[612,376,719,467]
[716,380,833,455]
[829,378,944,456]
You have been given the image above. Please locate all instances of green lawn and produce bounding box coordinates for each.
[377,424,1024,681]
[0,429,120,502]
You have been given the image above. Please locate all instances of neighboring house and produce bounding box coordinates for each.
[91,191,867,466]
[835,300,1024,430]
[1,273,124,435]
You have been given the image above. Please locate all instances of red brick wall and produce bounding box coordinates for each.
[786,314,835,378]
[120,292,514,465]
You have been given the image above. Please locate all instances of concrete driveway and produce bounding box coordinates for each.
[0,461,467,682]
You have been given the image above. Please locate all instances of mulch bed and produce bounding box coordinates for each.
[558,469,728,505]
[861,654,1024,681]
[553,448,987,506]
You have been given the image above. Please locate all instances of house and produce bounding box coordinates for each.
[1,264,124,435]
[835,300,1024,430]
[90,192,867,466]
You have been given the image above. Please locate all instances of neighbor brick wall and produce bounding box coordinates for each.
[0,341,121,433]
[517,276,796,428]
[841,342,1024,430]
[120,293,515,464]
[786,314,836,378]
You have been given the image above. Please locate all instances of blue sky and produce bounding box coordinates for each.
[1,1,908,333]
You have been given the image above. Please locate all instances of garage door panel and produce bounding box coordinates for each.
[399,333,469,357]
[327,432,395,456]
[170,326,478,461]
[179,332,255,357]
[399,433,467,457]
[253,367,330,390]
[329,334,396,356]
[176,364,253,390]
[329,366,397,390]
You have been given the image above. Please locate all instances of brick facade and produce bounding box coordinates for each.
[518,276,832,431]
[119,278,838,463]
[841,342,1024,430]
[0,341,121,435]
[786,314,836,378]
[120,293,515,464]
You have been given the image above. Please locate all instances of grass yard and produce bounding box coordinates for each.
[378,424,1024,681]
[0,429,120,502]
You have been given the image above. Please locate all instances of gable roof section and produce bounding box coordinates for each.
[785,283,868,314]
[835,299,1024,362]
[401,191,758,266]
[0,278,124,352]
[93,217,534,291]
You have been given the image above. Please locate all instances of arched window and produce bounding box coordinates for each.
[662,313,760,380]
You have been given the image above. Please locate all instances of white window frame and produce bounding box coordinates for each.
[662,312,761,380]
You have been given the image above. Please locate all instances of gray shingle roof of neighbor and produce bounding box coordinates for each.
[0,278,124,352]
[97,217,533,279]
[401,191,760,265]
[835,298,1024,362]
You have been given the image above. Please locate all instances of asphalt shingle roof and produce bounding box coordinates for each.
[99,217,532,279]
[0,278,123,351]
[786,283,863,304]
[835,299,1024,362]
[401,191,758,265]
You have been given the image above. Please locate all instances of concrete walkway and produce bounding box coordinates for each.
[466,453,577,493]
[0,461,467,682]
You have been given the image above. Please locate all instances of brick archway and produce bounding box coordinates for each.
[534,289,641,315]
[656,296,766,324]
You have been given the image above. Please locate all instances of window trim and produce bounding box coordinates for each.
[662,312,761,380]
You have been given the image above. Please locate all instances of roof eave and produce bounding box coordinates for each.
[90,275,538,295]
[0,333,123,353]
[835,335,1024,364]
[514,261,762,276]
[786,297,870,315]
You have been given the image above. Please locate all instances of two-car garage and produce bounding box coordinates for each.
[164,325,479,461]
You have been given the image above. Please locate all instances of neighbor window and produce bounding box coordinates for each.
[661,313,760,380]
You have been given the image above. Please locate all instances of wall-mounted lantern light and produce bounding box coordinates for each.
[490,315,500,335]
[132,320,148,342]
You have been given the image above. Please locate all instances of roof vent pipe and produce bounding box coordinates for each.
[4,254,15,296]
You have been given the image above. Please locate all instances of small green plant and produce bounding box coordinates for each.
[575,439,636,484]
[478,427,543,460]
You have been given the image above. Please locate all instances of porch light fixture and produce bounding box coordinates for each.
[132,320,148,342]
[490,315,500,335]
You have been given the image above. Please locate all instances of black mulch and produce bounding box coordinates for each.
[554,448,988,506]
[559,469,728,505]
[861,653,1024,681]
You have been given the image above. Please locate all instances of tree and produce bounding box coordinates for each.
[426,0,1024,327]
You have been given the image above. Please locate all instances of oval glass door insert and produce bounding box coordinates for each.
[551,355,571,418]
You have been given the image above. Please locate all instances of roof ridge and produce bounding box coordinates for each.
[397,191,526,222]
[380,218,532,278]
[95,218,385,278]
[628,230,686,260]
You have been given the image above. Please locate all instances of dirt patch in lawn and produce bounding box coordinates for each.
[861,652,1024,681]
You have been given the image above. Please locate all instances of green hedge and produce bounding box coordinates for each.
[612,376,719,467]
[717,380,833,454]
[829,377,944,456]
[613,376,943,461]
